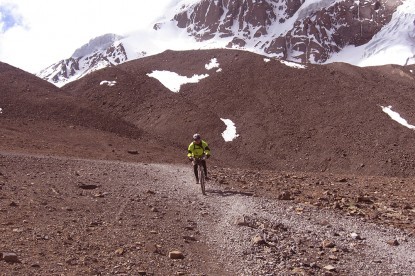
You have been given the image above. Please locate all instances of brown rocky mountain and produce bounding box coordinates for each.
[0,61,139,138]
[61,49,415,177]
[0,61,181,162]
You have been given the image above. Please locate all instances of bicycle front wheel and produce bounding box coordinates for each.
[198,166,206,195]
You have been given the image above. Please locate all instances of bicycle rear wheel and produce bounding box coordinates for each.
[198,166,206,195]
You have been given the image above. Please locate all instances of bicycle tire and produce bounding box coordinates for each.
[198,165,206,195]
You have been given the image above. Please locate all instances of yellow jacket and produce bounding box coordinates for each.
[187,140,211,158]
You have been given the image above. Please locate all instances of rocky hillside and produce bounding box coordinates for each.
[0,61,140,138]
[62,49,415,177]
[0,61,187,164]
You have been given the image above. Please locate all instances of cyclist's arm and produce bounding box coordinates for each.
[187,143,194,158]
[202,141,211,156]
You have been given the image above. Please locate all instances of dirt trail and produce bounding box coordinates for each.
[1,152,415,275]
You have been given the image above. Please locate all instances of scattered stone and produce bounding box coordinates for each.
[151,207,159,212]
[295,207,304,213]
[357,196,374,204]
[1,252,20,263]
[278,191,293,200]
[235,216,249,226]
[292,267,306,274]
[252,234,266,245]
[322,239,336,248]
[9,201,18,207]
[386,239,399,246]
[115,248,124,255]
[169,250,185,259]
[147,190,156,195]
[31,263,40,268]
[183,235,197,241]
[127,150,139,154]
[150,230,158,234]
[94,192,109,198]
[218,178,228,184]
[323,265,336,271]
[373,259,382,263]
[350,233,363,240]
[66,258,78,265]
[329,254,338,260]
[137,271,147,275]
[78,183,98,190]
[154,244,163,254]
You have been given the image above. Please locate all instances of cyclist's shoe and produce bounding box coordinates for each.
[196,179,200,184]
[205,176,210,181]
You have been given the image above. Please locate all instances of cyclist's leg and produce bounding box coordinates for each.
[202,160,208,177]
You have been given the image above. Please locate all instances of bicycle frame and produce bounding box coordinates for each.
[193,156,206,195]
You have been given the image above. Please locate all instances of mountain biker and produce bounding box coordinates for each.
[188,133,211,184]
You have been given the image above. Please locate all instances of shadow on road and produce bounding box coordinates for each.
[207,189,254,197]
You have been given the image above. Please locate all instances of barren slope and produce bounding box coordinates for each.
[0,62,182,163]
[63,49,415,177]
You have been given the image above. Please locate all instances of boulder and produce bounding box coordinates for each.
[169,250,185,259]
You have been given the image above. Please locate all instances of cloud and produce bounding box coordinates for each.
[0,0,173,73]
[0,3,24,33]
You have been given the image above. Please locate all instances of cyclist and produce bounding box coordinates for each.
[187,133,211,184]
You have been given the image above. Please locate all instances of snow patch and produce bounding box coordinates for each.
[280,60,306,69]
[264,58,271,63]
[220,118,239,142]
[381,105,415,130]
[147,70,208,92]
[0,108,3,114]
[100,80,117,86]
[205,58,220,70]
[216,68,222,72]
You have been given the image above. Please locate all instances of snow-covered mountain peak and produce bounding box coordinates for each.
[37,0,415,87]
[362,0,415,65]
[72,33,124,58]
[326,0,414,66]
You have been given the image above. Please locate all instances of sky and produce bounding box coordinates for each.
[0,0,174,73]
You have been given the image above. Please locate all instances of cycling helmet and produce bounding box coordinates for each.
[193,133,201,140]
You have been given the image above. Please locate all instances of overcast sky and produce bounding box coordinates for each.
[0,0,174,73]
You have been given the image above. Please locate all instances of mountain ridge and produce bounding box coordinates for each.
[36,0,414,87]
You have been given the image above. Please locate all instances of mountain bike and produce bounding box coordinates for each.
[193,156,206,195]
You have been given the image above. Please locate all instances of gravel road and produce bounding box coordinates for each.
[1,152,415,275]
